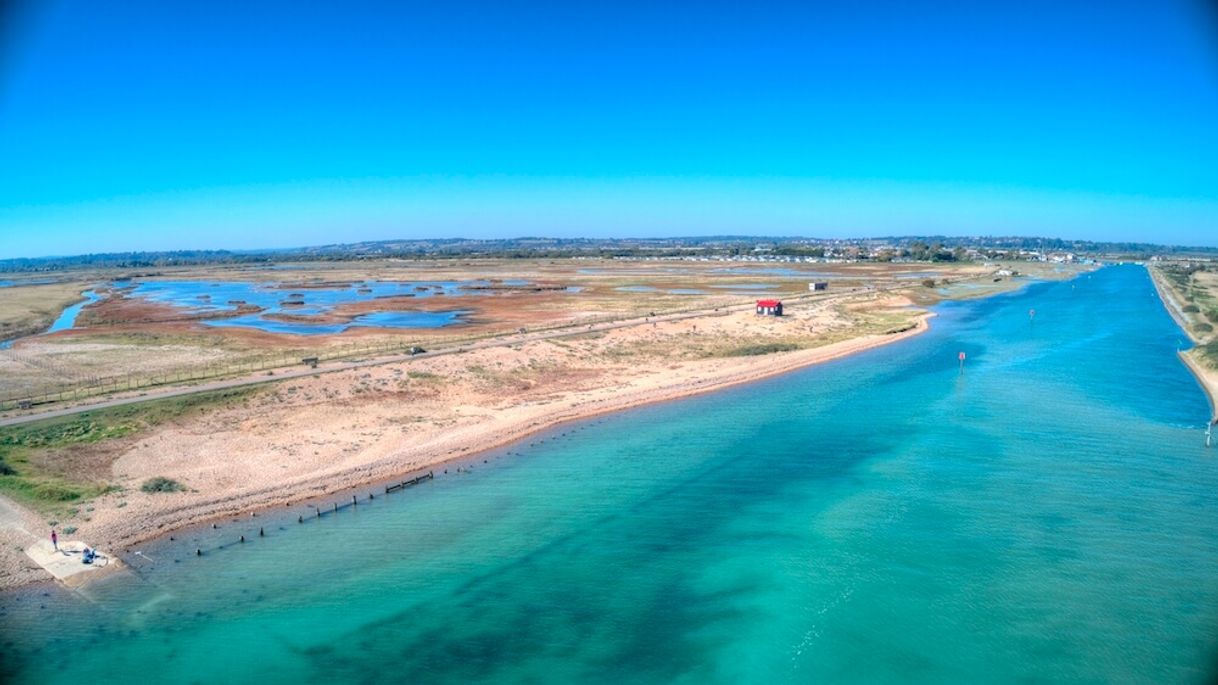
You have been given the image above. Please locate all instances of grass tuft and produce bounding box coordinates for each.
[718,342,803,356]
[141,477,186,493]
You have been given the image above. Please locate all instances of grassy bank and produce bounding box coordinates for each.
[0,282,91,343]
[1155,263,1218,346]
[0,387,259,514]
[1196,340,1218,368]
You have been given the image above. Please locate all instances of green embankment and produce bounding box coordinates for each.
[0,282,91,343]
[1159,264,1218,342]
[1197,341,1218,368]
[0,387,258,513]
[717,342,804,357]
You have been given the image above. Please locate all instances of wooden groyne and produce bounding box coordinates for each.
[385,471,434,493]
[190,470,441,558]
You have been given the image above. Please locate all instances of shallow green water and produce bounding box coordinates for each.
[3,265,1216,684]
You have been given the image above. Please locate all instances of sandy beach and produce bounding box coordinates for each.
[1181,351,1218,424]
[1150,266,1218,423]
[0,295,931,589]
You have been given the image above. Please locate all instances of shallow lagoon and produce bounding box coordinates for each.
[201,309,472,335]
[2,265,1216,684]
[708,283,779,290]
[124,279,500,334]
[716,267,834,277]
[615,285,707,295]
[0,279,58,288]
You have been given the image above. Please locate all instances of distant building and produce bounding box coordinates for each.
[809,282,828,291]
[756,299,783,316]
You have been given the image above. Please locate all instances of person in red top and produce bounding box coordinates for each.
[51,529,58,552]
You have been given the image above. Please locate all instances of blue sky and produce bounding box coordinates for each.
[1,0,1217,257]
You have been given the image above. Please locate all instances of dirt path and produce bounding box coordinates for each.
[0,288,865,428]
[0,496,33,536]
[0,492,48,587]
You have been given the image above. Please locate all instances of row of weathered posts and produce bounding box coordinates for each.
[193,471,436,556]
[385,471,434,493]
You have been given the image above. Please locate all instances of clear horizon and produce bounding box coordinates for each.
[2,1,1217,258]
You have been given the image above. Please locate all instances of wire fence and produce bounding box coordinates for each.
[0,280,933,414]
[0,299,734,412]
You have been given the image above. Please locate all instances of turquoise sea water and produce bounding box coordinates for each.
[2,265,1217,683]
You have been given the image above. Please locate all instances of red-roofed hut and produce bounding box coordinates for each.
[755,299,783,316]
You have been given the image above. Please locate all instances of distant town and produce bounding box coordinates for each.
[3,235,1216,273]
